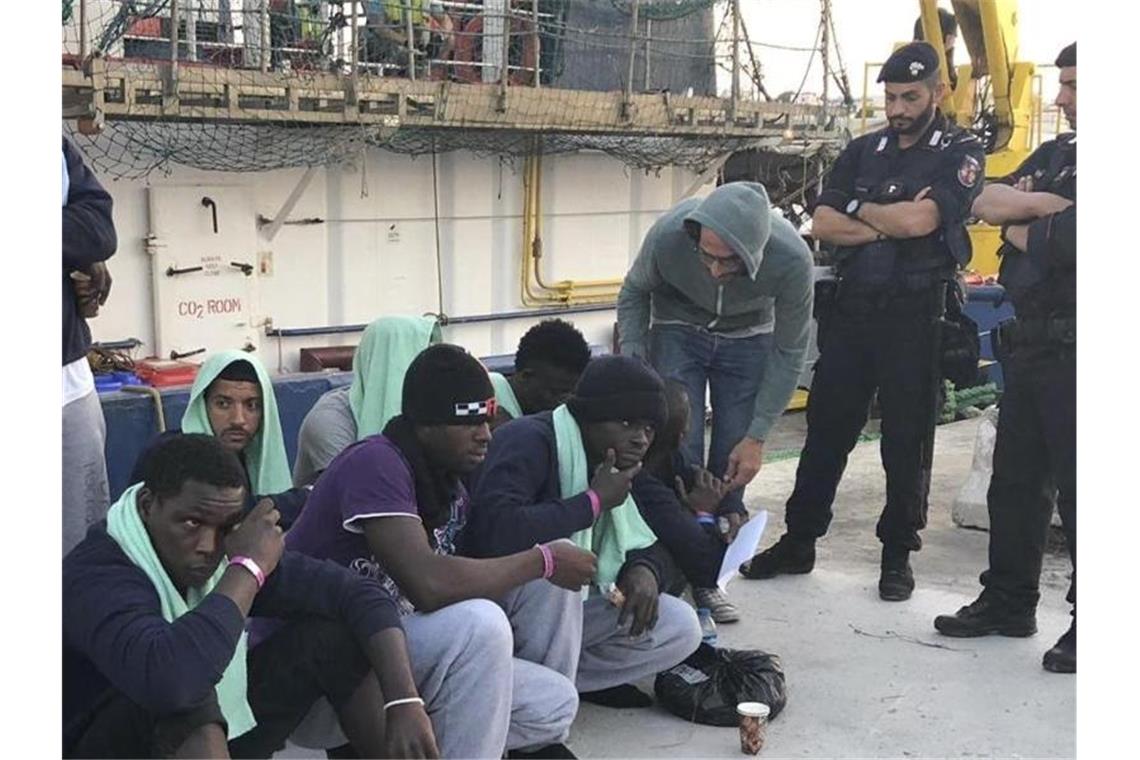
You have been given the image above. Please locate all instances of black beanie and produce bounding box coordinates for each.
[566,355,667,429]
[402,344,496,426]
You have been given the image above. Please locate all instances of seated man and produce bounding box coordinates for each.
[131,351,309,527]
[636,380,737,621]
[284,343,593,759]
[466,355,703,709]
[63,434,437,759]
[293,315,441,486]
[489,318,592,428]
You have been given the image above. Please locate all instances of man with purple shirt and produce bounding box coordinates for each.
[285,344,596,759]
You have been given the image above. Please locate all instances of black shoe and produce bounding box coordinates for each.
[878,547,914,601]
[579,683,653,708]
[1042,619,1076,673]
[933,593,1037,638]
[507,743,579,759]
[740,534,815,579]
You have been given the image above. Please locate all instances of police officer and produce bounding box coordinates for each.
[742,42,985,601]
[934,43,1077,673]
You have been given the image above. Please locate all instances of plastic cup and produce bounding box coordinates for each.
[737,702,770,755]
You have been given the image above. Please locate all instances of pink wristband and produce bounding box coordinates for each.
[228,556,266,589]
[586,489,601,520]
[536,543,556,579]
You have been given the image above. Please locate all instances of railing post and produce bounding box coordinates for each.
[498,1,511,107]
[731,0,741,118]
[261,0,270,72]
[79,0,88,61]
[169,0,180,89]
[532,0,541,87]
[623,0,639,120]
[406,1,417,80]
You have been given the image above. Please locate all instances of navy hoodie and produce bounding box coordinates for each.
[62,138,117,366]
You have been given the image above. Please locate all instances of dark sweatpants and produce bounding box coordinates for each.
[980,345,1076,611]
[66,619,370,759]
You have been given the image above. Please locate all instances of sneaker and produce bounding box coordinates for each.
[1042,619,1076,673]
[579,684,653,709]
[740,534,815,579]
[693,587,741,623]
[878,546,915,602]
[933,593,1037,638]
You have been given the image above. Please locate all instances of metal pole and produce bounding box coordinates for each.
[731,0,741,115]
[532,0,541,87]
[261,0,270,73]
[351,0,359,82]
[499,1,511,97]
[624,0,639,117]
[186,3,197,62]
[170,0,180,78]
[820,0,830,122]
[406,1,417,80]
[644,18,651,91]
[79,0,88,61]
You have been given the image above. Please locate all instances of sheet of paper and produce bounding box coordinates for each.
[717,510,768,591]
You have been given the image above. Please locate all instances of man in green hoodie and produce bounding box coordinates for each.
[617,182,814,577]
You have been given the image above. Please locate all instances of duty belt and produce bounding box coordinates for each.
[993,316,1076,356]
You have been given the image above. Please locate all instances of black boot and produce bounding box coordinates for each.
[740,534,815,579]
[579,684,653,708]
[878,545,915,602]
[507,743,579,759]
[933,593,1037,637]
[1042,618,1076,673]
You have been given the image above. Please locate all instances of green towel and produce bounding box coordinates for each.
[182,351,292,496]
[489,372,523,420]
[551,404,657,599]
[106,484,256,739]
[349,316,442,439]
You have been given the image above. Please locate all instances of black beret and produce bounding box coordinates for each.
[1055,42,1075,68]
[878,41,940,84]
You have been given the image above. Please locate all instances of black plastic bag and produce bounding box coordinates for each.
[654,643,787,726]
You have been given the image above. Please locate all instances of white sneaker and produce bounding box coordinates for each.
[693,587,740,623]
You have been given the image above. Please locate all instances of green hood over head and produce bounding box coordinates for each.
[349,315,442,439]
[181,350,292,496]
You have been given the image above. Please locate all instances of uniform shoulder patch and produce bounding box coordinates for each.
[957,154,982,188]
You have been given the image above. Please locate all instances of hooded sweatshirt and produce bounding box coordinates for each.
[616,182,814,441]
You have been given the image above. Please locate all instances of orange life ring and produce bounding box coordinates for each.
[452,14,538,86]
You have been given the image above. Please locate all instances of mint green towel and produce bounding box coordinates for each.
[489,372,523,420]
[350,316,442,439]
[551,404,657,598]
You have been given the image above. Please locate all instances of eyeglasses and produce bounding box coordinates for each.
[696,245,746,274]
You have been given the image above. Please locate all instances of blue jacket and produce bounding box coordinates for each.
[63,525,401,747]
[62,138,117,366]
[463,412,668,586]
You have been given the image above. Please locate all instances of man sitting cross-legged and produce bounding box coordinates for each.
[282,343,594,759]
[63,434,437,759]
[488,318,592,429]
[466,355,703,710]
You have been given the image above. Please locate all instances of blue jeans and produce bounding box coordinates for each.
[649,323,773,514]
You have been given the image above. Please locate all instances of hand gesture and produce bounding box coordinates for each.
[724,437,764,492]
[674,466,726,515]
[616,565,660,637]
[546,539,597,590]
[224,498,284,578]
[590,449,642,510]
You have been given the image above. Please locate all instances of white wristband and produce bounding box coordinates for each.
[383,697,425,711]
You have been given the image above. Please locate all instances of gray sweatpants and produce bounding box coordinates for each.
[500,579,703,694]
[291,598,577,758]
[63,389,109,555]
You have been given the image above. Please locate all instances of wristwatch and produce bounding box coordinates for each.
[845,198,863,217]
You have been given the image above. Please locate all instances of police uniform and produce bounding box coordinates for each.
[744,43,985,599]
[934,131,1076,659]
